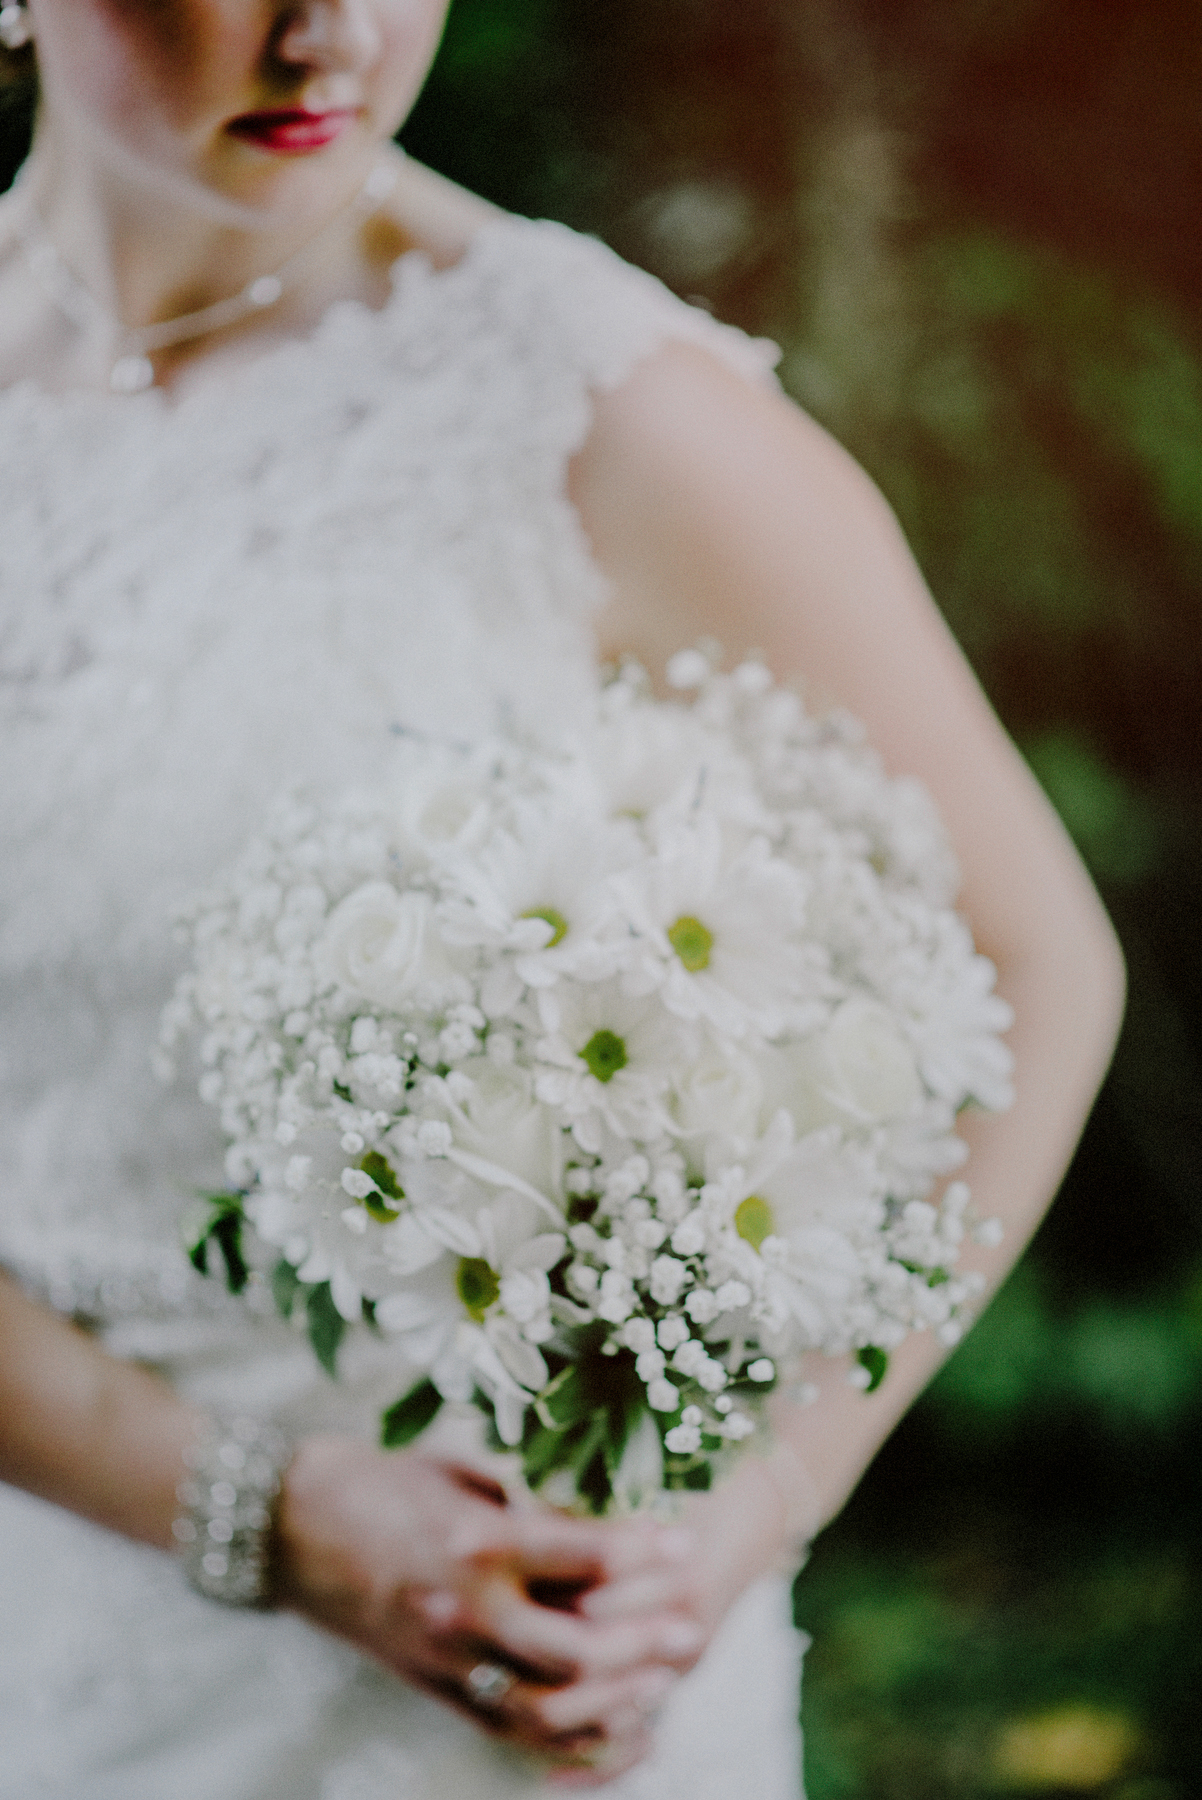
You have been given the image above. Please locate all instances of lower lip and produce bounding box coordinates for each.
[227,111,356,154]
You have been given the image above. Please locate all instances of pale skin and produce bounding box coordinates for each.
[0,0,1126,1787]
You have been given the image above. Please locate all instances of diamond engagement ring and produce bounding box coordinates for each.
[466,1662,516,1709]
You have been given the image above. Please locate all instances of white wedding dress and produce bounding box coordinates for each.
[0,212,807,1799]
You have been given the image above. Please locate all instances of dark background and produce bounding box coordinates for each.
[5,4,1199,1792]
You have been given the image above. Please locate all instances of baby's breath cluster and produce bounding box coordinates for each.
[162,656,1012,1509]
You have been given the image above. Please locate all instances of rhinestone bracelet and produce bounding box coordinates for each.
[172,1414,291,1607]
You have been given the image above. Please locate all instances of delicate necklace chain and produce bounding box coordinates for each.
[13,158,399,394]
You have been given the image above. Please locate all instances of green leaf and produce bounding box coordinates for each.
[602,1392,644,1477]
[571,1414,614,1514]
[186,1192,248,1294]
[535,1363,595,1430]
[305,1281,346,1377]
[381,1379,444,1449]
[211,1211,249,1294]
[271,1257,301,1319]
[522,1416,590,1486]
[858,1346,889,1394]
[664,1455,712,1493]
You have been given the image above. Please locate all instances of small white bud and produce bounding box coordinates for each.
[696,1359,728,1393]
[657,1315,690,1352]
[622,1317,657,1354]
[670,1216,706,1257]
[416,1120,452,1157]
[634,1219,669,1250]
[715,1280,751,1313]
[665,648,711,690]
[684,1288,720,1324]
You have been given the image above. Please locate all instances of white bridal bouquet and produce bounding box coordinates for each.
[160,654,1013,1513]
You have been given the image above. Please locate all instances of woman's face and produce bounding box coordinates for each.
[28,0,451,220]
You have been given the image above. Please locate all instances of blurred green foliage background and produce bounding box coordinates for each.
[4,1,1198,1791]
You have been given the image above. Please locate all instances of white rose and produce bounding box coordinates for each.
[317,883,447,1009]
[819,999,923,1121]
[673,1043,764,1143]
[766,1000,922,1131]
[450,1057,560,1197]
[400,775,489,858]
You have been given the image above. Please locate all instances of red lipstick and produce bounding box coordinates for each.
[227,109,356,153]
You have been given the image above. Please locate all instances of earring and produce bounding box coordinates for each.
[0,3,32,50]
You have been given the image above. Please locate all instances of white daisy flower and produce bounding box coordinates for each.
[533,979,695,1152]
[612,818,810,1037]
[707,1118,888,1353]
[437,805,637,992]
[374,1183,567,1437]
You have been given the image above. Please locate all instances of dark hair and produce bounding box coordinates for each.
[0,42,35,192]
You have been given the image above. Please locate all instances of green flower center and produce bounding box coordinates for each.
[581,1029,628,1084]
[358,1151,402,1224]
[668,914,714,972]
[734,1194,776,1251]
[457,1257,500,1321]
[521,906,569,948]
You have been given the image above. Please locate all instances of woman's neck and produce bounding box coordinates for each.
[19,127,379,335]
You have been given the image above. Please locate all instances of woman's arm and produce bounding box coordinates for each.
[0,1271,204,1548]
[0,1274,697,1775]
[570,341,1125,1610]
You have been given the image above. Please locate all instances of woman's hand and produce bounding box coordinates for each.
[574,1452,808,1687]
[273,1435,703,1777]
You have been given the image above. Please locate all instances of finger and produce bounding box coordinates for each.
[455,1513,694,1586]
[479,1585,704,1679]
[407,1653,582,1760]
[544,1728,656,1789]
[577,1569,693,1622]
[520,1664,678,1738]
[429,1647,676,1750]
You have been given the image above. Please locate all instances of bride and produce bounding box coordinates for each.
[0,3,1124,1796]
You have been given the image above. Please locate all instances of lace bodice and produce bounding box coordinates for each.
[0,213,777,1362]
[0,214,808,1800]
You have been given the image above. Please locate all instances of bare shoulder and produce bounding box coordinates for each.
[570,336,1116,979]
[569,338,912,695]
[378,152,506,270]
